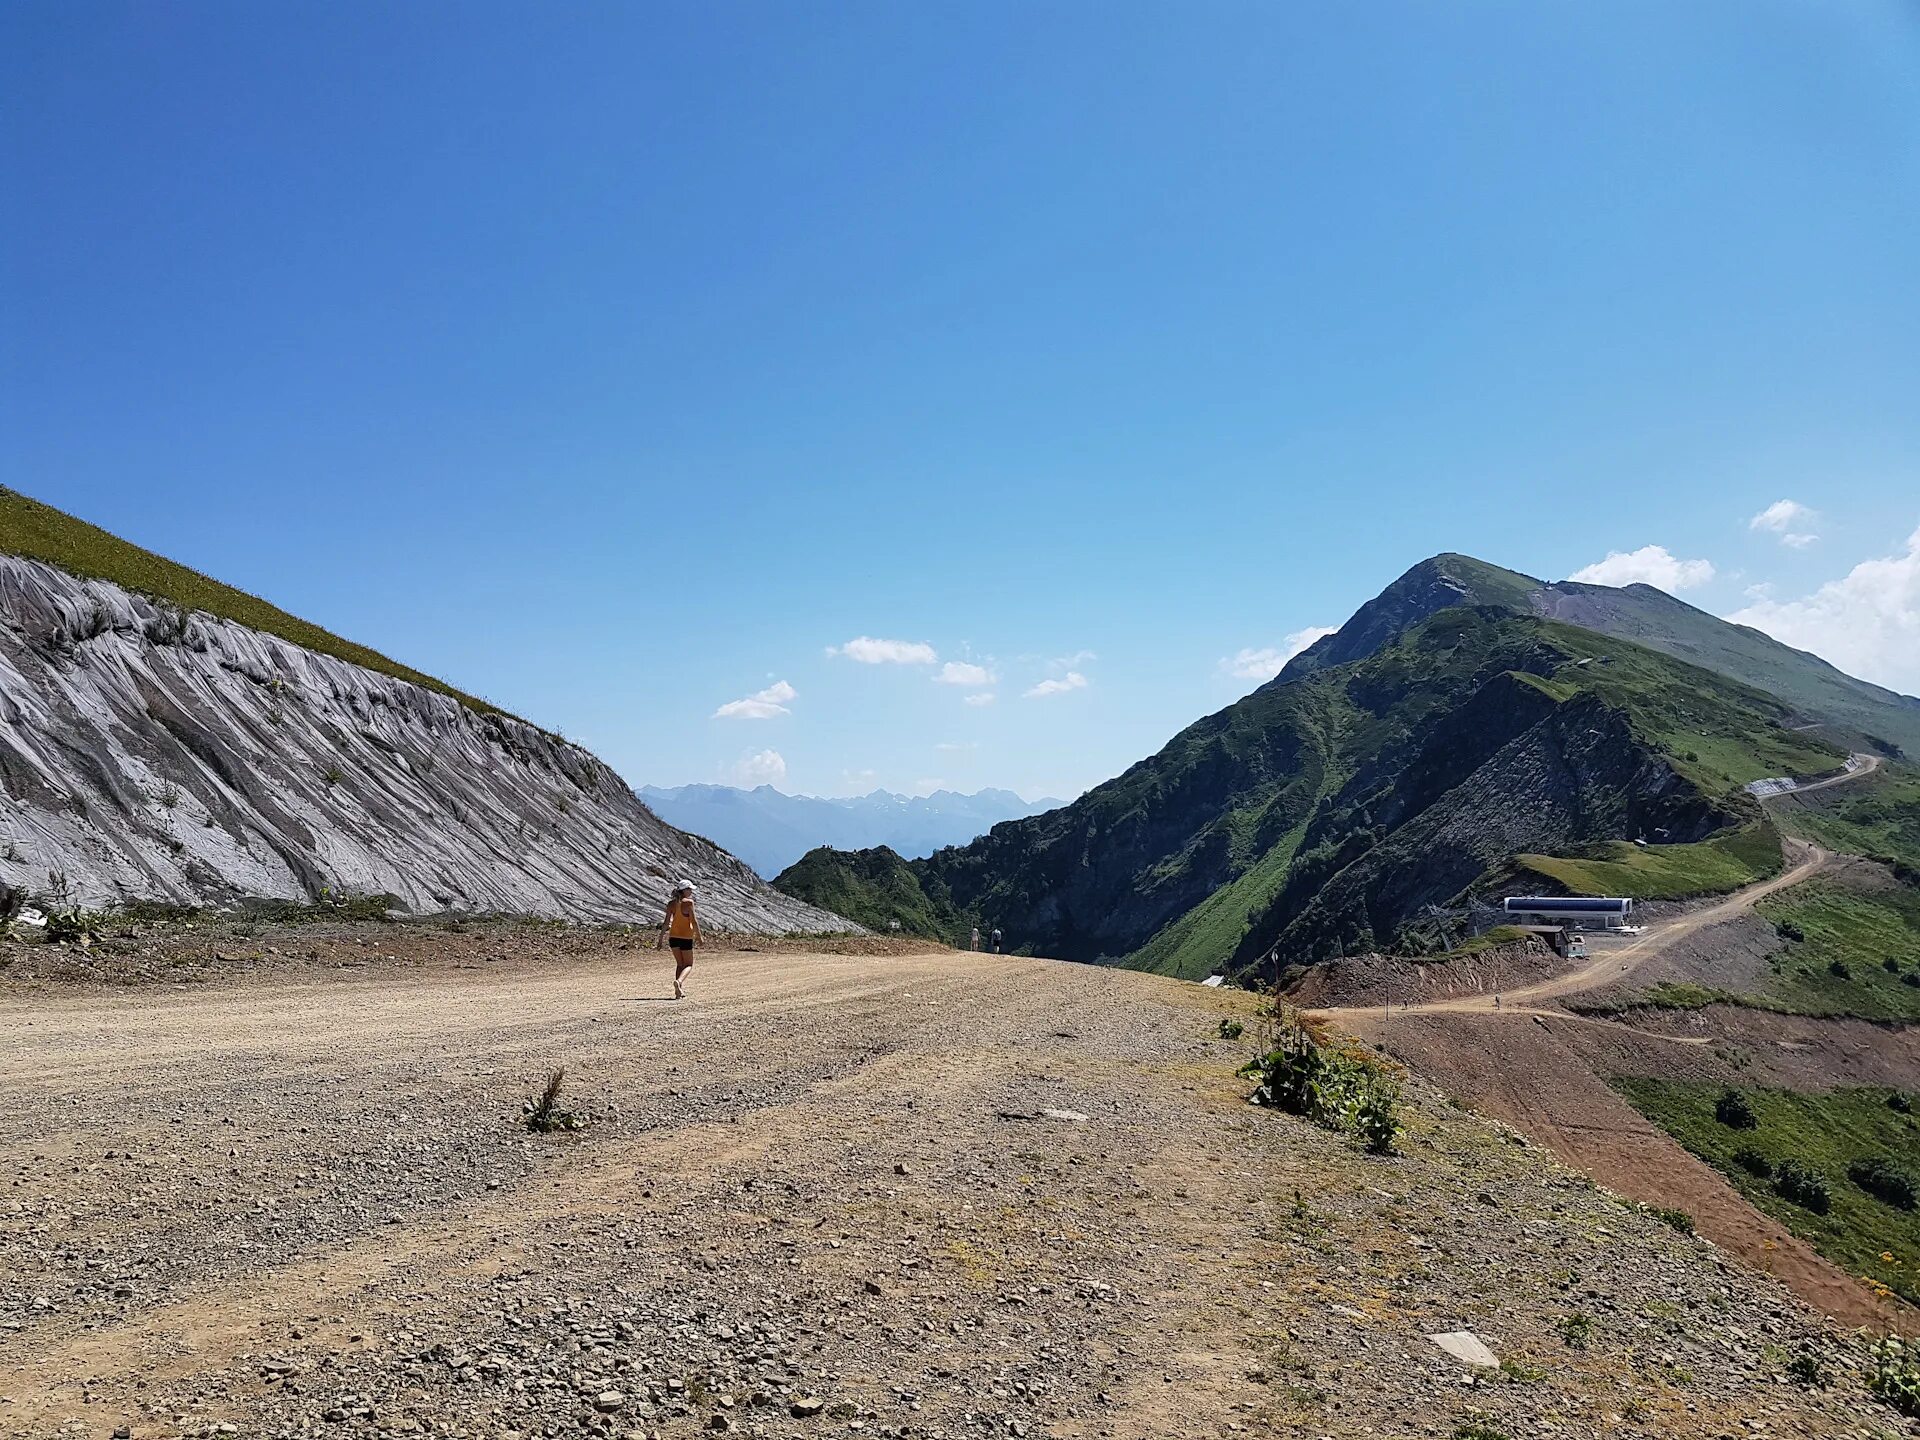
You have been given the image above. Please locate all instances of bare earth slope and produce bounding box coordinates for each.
[0,941,1893,1440]
[0,554,842,930]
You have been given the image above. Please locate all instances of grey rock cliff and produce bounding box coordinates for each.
[0,554,847,930]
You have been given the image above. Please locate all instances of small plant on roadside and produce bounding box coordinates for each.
[1217,1018,1244,1040]
[1558,1311,1594,1349]
[1849,1156,1919,1211]
[1771,1158,1832,1215]
[525,1068,586,1134]
[1870,1337,1920,1418]
[1241,1007,1403,1155]
[43,906,106,947]
[1714,1088,1758,1129]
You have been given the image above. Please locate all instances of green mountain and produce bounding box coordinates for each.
[775,554,1912,979]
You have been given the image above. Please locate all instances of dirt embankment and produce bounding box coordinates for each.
[1286,939,1562,1011]
[0,938,1892,1440]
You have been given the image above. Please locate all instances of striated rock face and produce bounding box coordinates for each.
[0,555,847,930]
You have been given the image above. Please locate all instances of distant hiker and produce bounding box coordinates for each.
[661,882,701,999]
[970,926,981,952]
[991,926,1002,954]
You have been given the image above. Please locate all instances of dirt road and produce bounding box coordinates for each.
[0,943,1881,1439]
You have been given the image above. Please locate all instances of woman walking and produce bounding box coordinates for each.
[662,883,702,999]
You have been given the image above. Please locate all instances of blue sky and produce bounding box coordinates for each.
[6,3,1918,801]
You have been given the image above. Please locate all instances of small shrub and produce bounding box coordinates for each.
[1733,1146,1773,1178]
[1775,919,1805,942]
[1647,1205,1695,1235]
[525,1068,586,1134]
[1771,1158,1831,1215]
[1827,958,1852,980]
[1451,1423,1510,1440]
[43,906,106,947]
[1848,1156,1919,1210]
[1218,1018,1244,1040]
[320,764,345,786]
[1785,1348,1830,1389]
[1886,956,1904,973]
[1242,1009,1403,1155]
[1890,1092,1915,1114]
[1714,1088,1758,1130]
[1558,1311,1594,1348]
[1870,1337,1920,1418]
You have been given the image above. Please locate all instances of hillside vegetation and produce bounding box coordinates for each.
[1752,876,1920,1022]
[1616,1080,1920,1306]
[0,487,509,719]
[781,554,1858,977]
[1510,824,1784,901]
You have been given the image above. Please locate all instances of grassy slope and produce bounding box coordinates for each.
[1614,1079,1920,1306]
[0,487,509,718]
[1752,878,1920,1022]
[1513,824,1785,902]
[1533,579,1920,759]
[1772,765,1920,874]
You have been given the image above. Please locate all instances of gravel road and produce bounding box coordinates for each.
[0,936,1901,1439]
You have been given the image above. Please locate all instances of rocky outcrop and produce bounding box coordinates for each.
[0,554,847,929]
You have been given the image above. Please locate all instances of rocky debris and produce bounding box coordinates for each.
[0,553,847,931]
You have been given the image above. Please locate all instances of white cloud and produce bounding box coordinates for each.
[731,748,787,786]
[713,679,796,720]
[934,660,995,687]
[1046,649,1096,673]
[1567,545,1716,592]
[1725,524,1920,695]
[1749,499,1820,548]
[1219,626,1338,682]
[828,636,938,665]
[933,741,978,754]
[962,692,996,707]
[1026,671,1089,699]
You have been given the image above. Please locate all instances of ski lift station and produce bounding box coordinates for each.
[1502,895,1634,929]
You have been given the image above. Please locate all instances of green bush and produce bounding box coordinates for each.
[1714,1088,1758,1129]
[1242,1011,1403,1155]
[1733,1146,1773,1178]
[1647,1205,1695,1234]
[1848,1156,1918,1210]
[1771,1158,1832,1214]
[1217,1018,1244,1040]
[1870,1337,1920,1418]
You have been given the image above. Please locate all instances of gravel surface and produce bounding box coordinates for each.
[1,930,1908,1439]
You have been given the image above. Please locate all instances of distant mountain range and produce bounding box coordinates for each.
[635,784,1062,878]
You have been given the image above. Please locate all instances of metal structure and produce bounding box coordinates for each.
[1501,895,1634,928]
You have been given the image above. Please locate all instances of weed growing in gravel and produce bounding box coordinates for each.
[1217,1018,1244,1040]
[1645,1204,1696,1235]
[1558,1311,1594,1348]
[43,906,106,947]
[1871,1337,1920,1418]
[525,1068,587,1134]
[1241,1007,1403,1155]
[1451,1423,1511,1440]
[1786,1349,1831,1389]
[1496,1358,1546,1384]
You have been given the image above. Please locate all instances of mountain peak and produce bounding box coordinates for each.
[1282,552,1542,680]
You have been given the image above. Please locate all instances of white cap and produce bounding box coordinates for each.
[678,881,696,894]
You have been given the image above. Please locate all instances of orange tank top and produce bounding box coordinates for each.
[668,899,696,939]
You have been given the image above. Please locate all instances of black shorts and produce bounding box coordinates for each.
[668,936,694,952]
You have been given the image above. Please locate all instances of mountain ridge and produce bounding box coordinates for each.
[774,552,1908,976]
